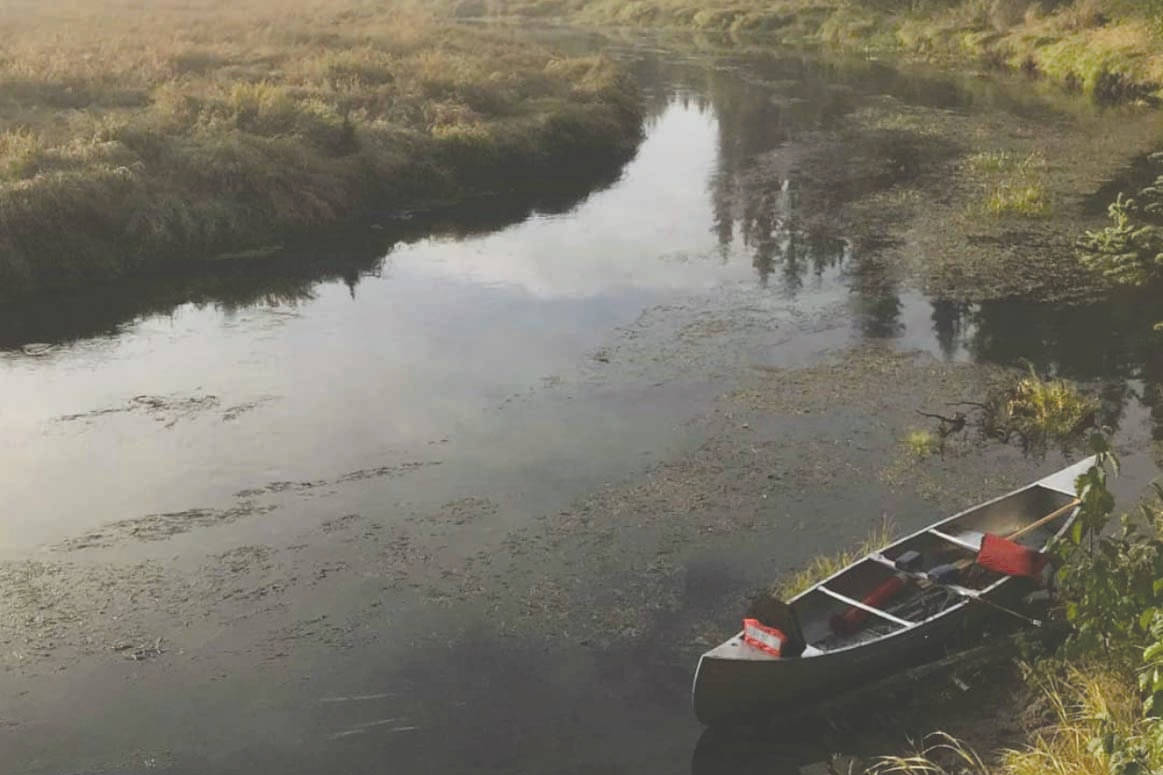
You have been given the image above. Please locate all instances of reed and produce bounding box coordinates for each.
[864,666,1157,775]
[0,0,643,295]
[461,0,1163,103]
[775,518,897,599]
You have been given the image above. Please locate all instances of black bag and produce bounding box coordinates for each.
[744,595,806,657]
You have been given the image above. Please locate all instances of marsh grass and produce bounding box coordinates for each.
[985,183,1050,216]
[467,0,1163,102]
[966,151,1051,217]
[903,428,942,458]
[998,370,1098,441]
[774,517,896,599]
[0,0,643,295]
[864,666,1157,775]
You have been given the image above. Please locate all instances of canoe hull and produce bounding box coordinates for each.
[692,599,981,725]
[692,457,1093,726]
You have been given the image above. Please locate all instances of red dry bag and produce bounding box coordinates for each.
[829,575,906,635]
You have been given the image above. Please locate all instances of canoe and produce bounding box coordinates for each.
[691,456,1092,726]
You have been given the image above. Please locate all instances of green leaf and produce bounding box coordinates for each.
[1142,609,1159,632]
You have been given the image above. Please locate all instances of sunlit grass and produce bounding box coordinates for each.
[902,428,942,459]
[0,0,643,295]
[863,665,1157,775]
[775,518,896,599]
[965,150,1051,217]
[985,182,1050,217]
[1004,370,1098,441]
[966,150,1047,176]
[463,0,1163,103]
[867,732,989,774]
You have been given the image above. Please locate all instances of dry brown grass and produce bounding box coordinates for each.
[0,0,642,295]
[864,665,1159,775]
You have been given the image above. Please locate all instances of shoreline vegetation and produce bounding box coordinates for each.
[457,0,1163,103]
[0,0,643,296]
[774,383,1163,774]
[867,440,1163,774]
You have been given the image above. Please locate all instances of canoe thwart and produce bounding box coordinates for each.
[817,586,914,628]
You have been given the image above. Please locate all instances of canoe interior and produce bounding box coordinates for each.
[784,483,1076,655]
[935,484,1075,548]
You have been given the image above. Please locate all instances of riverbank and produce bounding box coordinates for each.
[459,0,1163,103]
[0,0,642,296]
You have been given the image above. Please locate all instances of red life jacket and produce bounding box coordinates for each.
[829,575,906,635]
[742,618,788,657]
[976,533,1049,579]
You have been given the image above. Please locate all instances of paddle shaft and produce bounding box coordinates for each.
[911,575,1044,627]
[946,498,1082,572]
[952,500,1080,627]
[957,589,1043,628]
[913,502,1080,627]
[1006,499,1081,541]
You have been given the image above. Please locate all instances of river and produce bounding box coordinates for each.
[2,33,1162,774]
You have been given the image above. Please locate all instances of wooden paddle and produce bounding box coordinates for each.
[1006,498,1081,541]
[901,499,1081,628]
[942,498,1082,573]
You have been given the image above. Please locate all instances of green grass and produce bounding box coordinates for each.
[0,0,643,296]
[966,150,1051,217]
[985,182,1050,216]
[865,666,1157,775]
[457,0,1163,103]
[774,518,896,600]
[902,428,942,458]
[1003,370,1098,440]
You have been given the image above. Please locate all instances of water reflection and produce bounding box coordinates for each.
[0,47,1094,354]
[4,43,1162,545]
[921,291,1163,446]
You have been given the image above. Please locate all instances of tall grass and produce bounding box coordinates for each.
[460,0,1163,103]
[775,518,896,599]
[0,0,643,295]
[865,666,1159,775]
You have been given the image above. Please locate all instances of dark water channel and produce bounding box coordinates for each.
[3,36,1163,775]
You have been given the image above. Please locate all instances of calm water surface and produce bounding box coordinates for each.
[2,40,1162,775]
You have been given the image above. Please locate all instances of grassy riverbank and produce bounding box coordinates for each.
[0,0,642,295]
[870,448,1163,774]
[463,0,1163,102]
